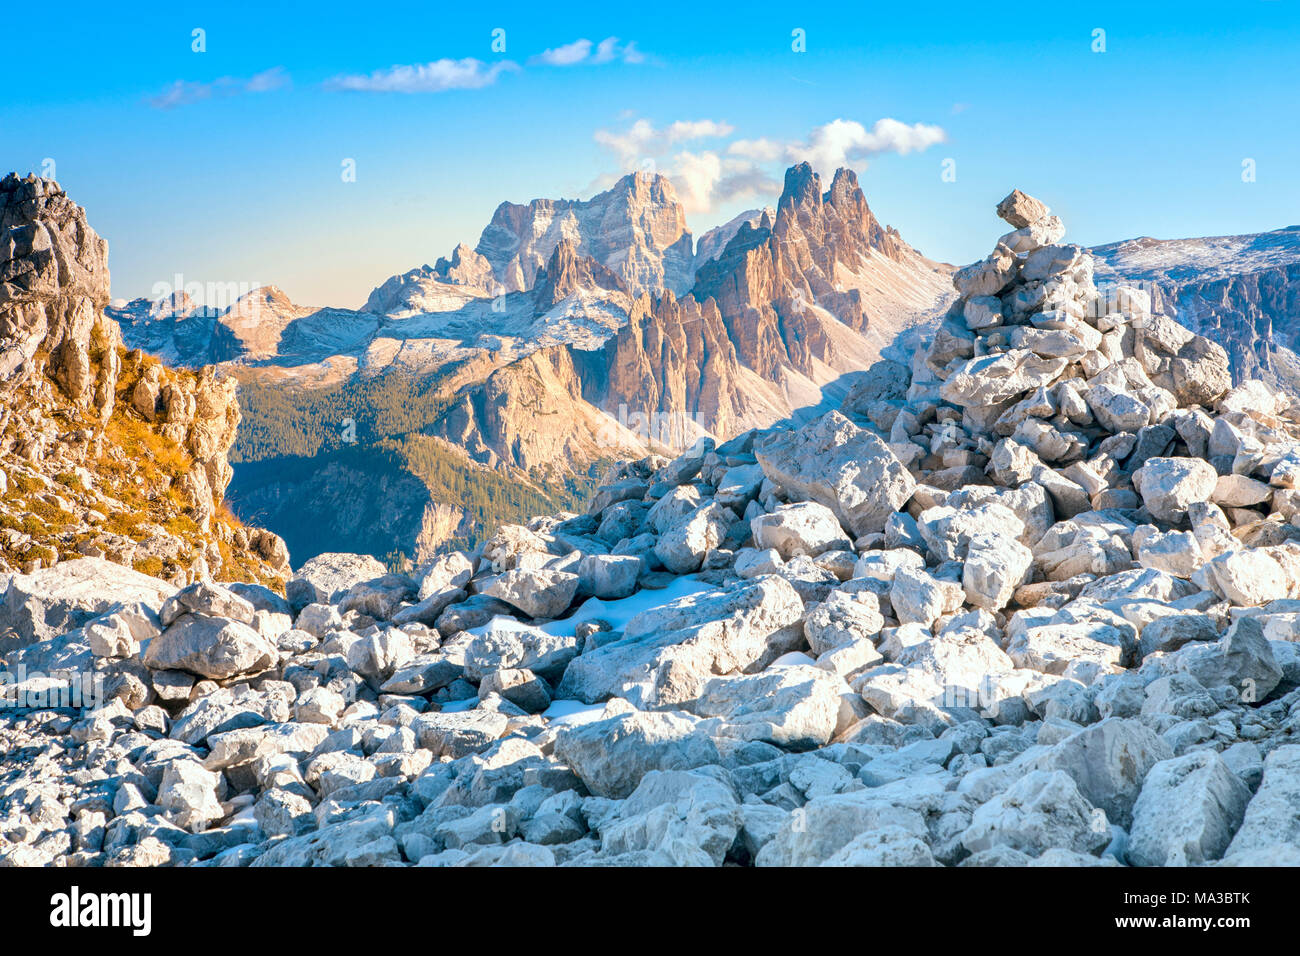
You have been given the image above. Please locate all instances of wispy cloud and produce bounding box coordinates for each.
[324,58,519,93]
[593,117,773,214]
[595,119,735,166]
[670,151,781,214]
[596,38,644,64]
[531,37,646,67]
[148,66,289,109]
[595,115,946,214]
[726,138,787,163]
[245,67,290,93]
[729,118,947,178]
[532,39,593,66]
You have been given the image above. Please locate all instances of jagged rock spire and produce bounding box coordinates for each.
[1,172,119,420]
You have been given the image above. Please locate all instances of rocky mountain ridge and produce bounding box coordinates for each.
[413,165,953,473]
[6,189,1300,868]
[0,173,290,587]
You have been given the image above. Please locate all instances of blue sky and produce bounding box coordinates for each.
[3,0,1297,308]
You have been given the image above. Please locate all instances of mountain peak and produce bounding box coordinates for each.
[433,243,494,289]
[827,167,863,209]
[230,285,293,312]
[780,161,822,211]
[152,289,196,318]
[610,169,680,203]
[474,171,694,297]
[532,238,627,309]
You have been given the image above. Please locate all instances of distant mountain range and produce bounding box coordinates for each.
[108,170,1300,566]
[108,164,955,564]
[1091,224,1300,390]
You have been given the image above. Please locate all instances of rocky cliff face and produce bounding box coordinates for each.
[1,174,118,415]
[0,173,289,585]
[475,172,696,296]
[433,242,496,291]
[595,291,760,443]
[694,207,773,268]
[1091,227,1300,394]
[531,238,626,310]
[1157,264,1300,389]
[434,344,649,471]
[694,163,953,379]
[591,164,954,443]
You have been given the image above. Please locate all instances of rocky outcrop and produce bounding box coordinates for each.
[1,174,118,419]
[0,173,288,585]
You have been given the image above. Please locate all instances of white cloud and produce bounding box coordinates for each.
[595,118,735,167]
[532,39,593,66]
[611,39,645,64]
[244,66,290,93]
[532,37,646,67]
[148,66,289,109]
[728,118,947,179]
[592,38,620,64]
[593,117,776,214]
[854,117,947,155]
[726,137,788,162]
[800,119,881,175]
[670,151,780,214]
[324,58,519,93]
